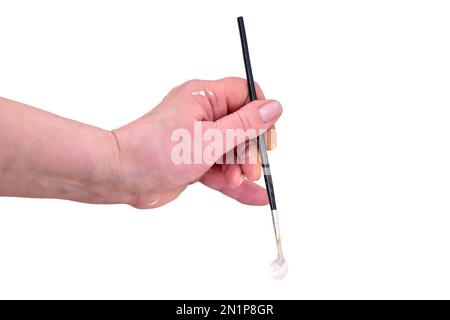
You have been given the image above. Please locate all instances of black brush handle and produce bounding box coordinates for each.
[237,16,277,210]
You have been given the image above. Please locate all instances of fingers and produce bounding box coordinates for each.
[213,77,266,114]
[221,180,269,205]
[213,100,282,154]
[239,140,261,181]
[240,161,261,182]
[224,164,244,188]
[200,165,268,205]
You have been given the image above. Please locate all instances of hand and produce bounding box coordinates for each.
[112,77,282,208]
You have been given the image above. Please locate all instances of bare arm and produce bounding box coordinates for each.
[0,97,127,204]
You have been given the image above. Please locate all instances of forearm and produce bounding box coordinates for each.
[0,97,128,204]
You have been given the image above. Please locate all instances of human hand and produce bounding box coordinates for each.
[111,77,282,208]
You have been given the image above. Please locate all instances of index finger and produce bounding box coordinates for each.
[213,77,266,114]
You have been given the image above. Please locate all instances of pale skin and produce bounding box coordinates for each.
[0,77,282,209]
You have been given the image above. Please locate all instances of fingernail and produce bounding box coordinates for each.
[259,101,282,123]
[266,127,277,150]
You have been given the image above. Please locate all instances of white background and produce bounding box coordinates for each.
[1,0,450,299]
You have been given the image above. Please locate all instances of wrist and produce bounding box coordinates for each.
[97,130,137,205]
[108,120,161,208]
[63,128,136,205]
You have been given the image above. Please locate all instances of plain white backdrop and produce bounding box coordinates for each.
[1,0,450,299]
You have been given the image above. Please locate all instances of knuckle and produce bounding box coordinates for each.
[181,79,201,89]
[235,110,251,131]
[224,76,246,83]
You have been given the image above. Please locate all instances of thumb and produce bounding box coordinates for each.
[212,100,282,153]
